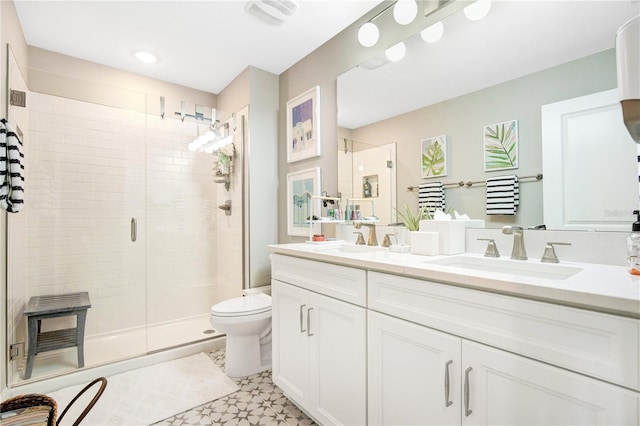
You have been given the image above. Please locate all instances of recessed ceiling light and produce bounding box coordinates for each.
[134,51,157,63]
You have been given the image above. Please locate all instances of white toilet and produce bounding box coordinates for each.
[210,293,272,377]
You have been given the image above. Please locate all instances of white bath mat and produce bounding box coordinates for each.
[49,352,238,425]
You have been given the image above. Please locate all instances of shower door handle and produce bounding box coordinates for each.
[131,217,137,242]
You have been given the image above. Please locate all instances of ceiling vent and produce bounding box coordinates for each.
[246,0,299,25]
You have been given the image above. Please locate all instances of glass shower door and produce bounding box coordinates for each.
[7,89,149,384]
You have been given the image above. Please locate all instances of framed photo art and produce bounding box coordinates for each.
[287,167,321,236]
[421,135,448,178]
[484,119,519,171]
[286,86,321,163]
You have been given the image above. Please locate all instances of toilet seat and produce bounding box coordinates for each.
[211,294,271,317]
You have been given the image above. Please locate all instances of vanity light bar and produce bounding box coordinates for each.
[407,173,543,191]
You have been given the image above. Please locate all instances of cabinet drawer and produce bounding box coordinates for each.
[368,271,640,390]
[271,254,366,306]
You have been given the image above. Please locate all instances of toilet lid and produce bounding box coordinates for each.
[211,294,271,317]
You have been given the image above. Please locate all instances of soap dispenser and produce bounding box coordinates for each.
[627,210,640,275]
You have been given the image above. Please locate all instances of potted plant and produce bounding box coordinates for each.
[394,204,432,231]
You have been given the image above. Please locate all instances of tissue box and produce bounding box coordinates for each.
[419,220,465,255]
[464,219,485,228]
[410,231,439,256]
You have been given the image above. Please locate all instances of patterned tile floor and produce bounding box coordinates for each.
[152,349,316,426]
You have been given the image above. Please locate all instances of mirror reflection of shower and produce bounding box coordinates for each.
[338,138,397,225]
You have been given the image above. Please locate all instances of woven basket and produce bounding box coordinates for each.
[1,393,57,426]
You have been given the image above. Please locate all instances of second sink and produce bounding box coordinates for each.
[423,255,582,281]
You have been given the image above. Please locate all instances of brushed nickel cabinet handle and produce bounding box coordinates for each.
[464,366,473,417]
[444,360,453,407]
[131,218,137,242]
[299,304,307,333]
[307,307,314,336]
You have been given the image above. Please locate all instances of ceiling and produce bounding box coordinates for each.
[338,1,640,129]
[14,0,382,94]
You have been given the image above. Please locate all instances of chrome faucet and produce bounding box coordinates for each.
[502,225,527,260]
[354,222,378,246]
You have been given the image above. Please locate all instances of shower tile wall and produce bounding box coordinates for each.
[145,113,223,325]
[12,93,239,363]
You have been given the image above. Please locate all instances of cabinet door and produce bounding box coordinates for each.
[462,340,640,426]
[272,280,310,406]
[308,291,367,426]
[368,311,461,426]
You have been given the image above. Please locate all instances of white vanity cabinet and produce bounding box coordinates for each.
[271,254,367,426]
[368,271,640,426]
[269,248,639,426]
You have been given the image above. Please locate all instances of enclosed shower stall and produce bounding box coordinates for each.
[5,64,246,385]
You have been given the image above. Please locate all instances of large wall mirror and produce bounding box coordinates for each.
[337,1,639,231]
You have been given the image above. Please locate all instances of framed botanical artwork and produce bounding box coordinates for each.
[286,86,321,163]
[484,119,519,171]
[287,167,322,236]
[421,135,448,178]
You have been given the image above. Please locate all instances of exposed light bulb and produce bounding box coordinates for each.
[385,42,406,62]
[464,0,492,21]
[393,0,418,25]
[421,21,444,43]
[358,22,379,47]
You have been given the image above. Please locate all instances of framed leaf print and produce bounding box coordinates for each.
[286,86,321,163]
[421,135,448,178]
[484,120,519,171]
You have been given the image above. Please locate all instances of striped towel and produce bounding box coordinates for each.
[0,118,25,213]
[418,181,445,215]
[486,175,519,215]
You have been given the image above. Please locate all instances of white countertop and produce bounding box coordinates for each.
[269,243,640,319]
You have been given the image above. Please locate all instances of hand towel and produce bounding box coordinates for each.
[0,118,25,213]
[486,174,518,215]
[418,181,445,215]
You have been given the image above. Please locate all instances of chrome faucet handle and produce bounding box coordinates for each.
[541,242,571,263]
[477,238,500,258]
[354,232,366,245]
[382,234,394,248]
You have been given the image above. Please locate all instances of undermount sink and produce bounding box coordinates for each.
[423,255,582,280]
[313,243,388,254]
